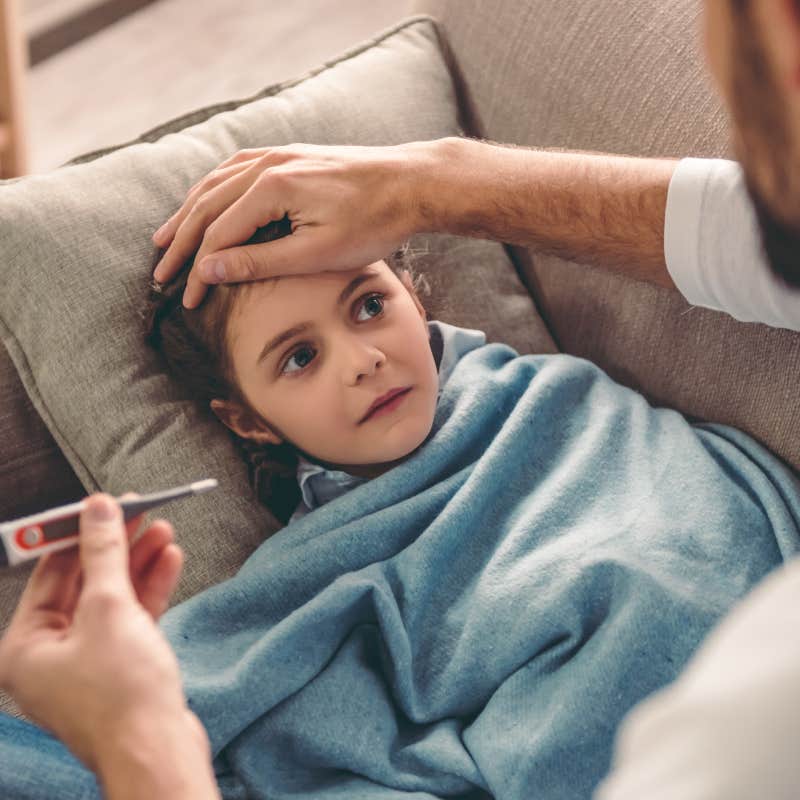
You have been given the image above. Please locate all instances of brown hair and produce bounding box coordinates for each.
[141,216,429,525]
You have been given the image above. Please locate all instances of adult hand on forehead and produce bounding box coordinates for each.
[151,141,441,309]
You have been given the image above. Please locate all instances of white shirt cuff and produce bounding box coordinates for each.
[664,157,725,312]
[664,157,800,331]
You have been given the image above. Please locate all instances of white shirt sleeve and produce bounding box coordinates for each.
[593,558,800,800]
[664,157,800,331]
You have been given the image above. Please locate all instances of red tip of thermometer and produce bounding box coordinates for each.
[0,479,218,568]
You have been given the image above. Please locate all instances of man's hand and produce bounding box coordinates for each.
[0,493,191,773]
[151,135,680,309]
[151,140,442,309]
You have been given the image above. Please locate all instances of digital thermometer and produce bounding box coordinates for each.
[0,479,218,568]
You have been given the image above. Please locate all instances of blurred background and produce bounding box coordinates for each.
[1,0,408,176]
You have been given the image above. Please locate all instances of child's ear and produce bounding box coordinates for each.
[209,399,282,445]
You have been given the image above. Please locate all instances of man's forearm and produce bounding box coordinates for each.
[414,136,681,290]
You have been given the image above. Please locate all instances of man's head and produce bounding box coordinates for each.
[703,0,800,286]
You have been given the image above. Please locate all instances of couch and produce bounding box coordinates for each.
[1,0,797,726]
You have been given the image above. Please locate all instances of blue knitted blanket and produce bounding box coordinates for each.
[160,344,800,799]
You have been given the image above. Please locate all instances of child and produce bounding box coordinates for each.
[144,217,469,527]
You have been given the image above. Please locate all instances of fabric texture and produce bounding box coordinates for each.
[412,0,800,474]
[665,157,800,331]
[128,339,800,798]
[0,14,556,718]
[595,556,800,800]
[1,326,798,798]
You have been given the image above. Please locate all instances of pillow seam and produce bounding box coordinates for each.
[61,14,444,168]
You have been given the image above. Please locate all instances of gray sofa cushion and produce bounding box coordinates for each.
[413,0,800,472]
[0,15,555,716]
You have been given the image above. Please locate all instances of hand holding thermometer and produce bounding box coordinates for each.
[0,478,218,568]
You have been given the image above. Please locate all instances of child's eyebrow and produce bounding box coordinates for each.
[255,269,382,367]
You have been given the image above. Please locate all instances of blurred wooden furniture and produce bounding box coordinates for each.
[0,0,28,177]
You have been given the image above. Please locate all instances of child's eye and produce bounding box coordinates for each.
[280,292,387,376]
[282,345,315,375]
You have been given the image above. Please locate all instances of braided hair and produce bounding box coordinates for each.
[141,217,428,526]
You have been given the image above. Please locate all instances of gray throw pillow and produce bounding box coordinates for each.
[0,14,556,716]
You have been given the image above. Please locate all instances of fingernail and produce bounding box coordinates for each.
[202,260,226,282]
[153,262,163,281]
[153,225,168,244]
[87,495,116,521]
[182,291,193,309]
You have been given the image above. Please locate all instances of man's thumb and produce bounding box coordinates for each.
[79,494,132,597]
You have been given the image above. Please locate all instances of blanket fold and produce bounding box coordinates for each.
[160,345,800,799]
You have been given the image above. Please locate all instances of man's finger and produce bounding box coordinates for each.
[134,542,184,620]
[13,493,140,618]
[119,492,145,539]
[181,184,287,308]
[129,521,173,578]
[78,494,135,600]
[153,162,261,283]
[12,547,79,621]
[183,228,334,309]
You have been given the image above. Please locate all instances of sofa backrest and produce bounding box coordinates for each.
[411,0,800,472]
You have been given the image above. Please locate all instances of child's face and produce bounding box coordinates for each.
[211,260,439,478]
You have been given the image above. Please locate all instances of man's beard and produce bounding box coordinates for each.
[740,167,800,287]
[728,5,800,288]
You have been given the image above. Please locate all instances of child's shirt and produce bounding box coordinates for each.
[288,319,487,524]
